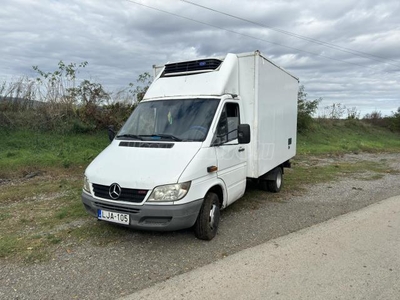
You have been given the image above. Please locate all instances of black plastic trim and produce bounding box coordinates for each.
[162,59,222,76]
[119,141,174,148]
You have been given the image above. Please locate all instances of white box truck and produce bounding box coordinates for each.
[82,51,298,240]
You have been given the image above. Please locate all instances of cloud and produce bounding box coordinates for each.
[0,0,399,115]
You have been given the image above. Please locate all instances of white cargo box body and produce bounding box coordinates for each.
[149,51,298,179]
[237,52,298,178]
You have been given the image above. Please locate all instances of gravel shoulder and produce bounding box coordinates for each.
[1,153,400,300]
[121,195,400,300]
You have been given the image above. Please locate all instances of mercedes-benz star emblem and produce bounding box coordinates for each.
[109,183,122,200]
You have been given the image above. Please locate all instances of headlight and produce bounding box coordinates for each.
[148,181,191,202]
[83,176,91,193]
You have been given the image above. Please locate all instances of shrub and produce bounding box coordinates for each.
[297,85,321,132]
[363,110,387,127]
[347,107,360,120]
[362,109,400,132]
[389,107,400,132]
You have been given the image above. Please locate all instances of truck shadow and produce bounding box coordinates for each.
[95,179,284,242]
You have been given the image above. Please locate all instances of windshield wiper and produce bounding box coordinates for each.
[116,134,143,140]
[142,134,182,141]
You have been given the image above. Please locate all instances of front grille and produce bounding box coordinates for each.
[92,184,148,203]
[94,201,141,214]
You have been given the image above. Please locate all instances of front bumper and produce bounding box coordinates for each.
[81,192,203,231]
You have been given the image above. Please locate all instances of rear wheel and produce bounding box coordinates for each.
[194,192,220,240]
[267,167,283,193]
[259,167,283,193]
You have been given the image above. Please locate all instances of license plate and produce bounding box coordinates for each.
[97,209,130,225]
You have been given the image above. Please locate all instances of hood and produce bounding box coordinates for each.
[85,140,202,189]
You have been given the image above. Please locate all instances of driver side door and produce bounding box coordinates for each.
[213,102,247,206]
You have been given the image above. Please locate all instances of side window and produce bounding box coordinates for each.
[213,103,240,144]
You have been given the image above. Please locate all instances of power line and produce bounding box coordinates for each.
[181,0,400,69]
[124,0,380,70]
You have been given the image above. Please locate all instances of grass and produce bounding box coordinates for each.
[0,172,88,262]
[284,159,398,189]
[229,158,398,212]
[0,129,109,178]
[297,119,400,155]
[0,120,400,262]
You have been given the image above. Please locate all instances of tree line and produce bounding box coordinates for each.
[1,61,399,133]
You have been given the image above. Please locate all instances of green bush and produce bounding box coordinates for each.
[297,85,321,133]
[363,108,400,132]
[70,119,95,134]
[392,107,400,131]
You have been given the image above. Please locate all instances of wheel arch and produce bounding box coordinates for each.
[206,184,224,209]
[261,164,284,180]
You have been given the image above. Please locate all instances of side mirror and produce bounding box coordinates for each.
[108,125,116,142]
[238,124,250,144]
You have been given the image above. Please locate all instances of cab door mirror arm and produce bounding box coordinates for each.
[108,125,116,142]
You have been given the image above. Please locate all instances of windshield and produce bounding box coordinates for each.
[117,98,220,142]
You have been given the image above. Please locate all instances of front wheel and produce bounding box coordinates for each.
[194,192,220,240]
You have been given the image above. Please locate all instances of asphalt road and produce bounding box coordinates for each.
[122,195,400,300]
[1,153,400,299]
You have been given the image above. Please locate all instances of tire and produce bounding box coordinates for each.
[194,192,220,240]
[259,179,269,191]
[267,167,283,193]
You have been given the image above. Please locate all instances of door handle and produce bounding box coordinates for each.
[238,147,245,152]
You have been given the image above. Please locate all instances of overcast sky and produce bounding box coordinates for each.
[1,0,399,116]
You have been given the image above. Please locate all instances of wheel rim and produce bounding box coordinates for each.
[276,172,282,188]
[209,204,217,230]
